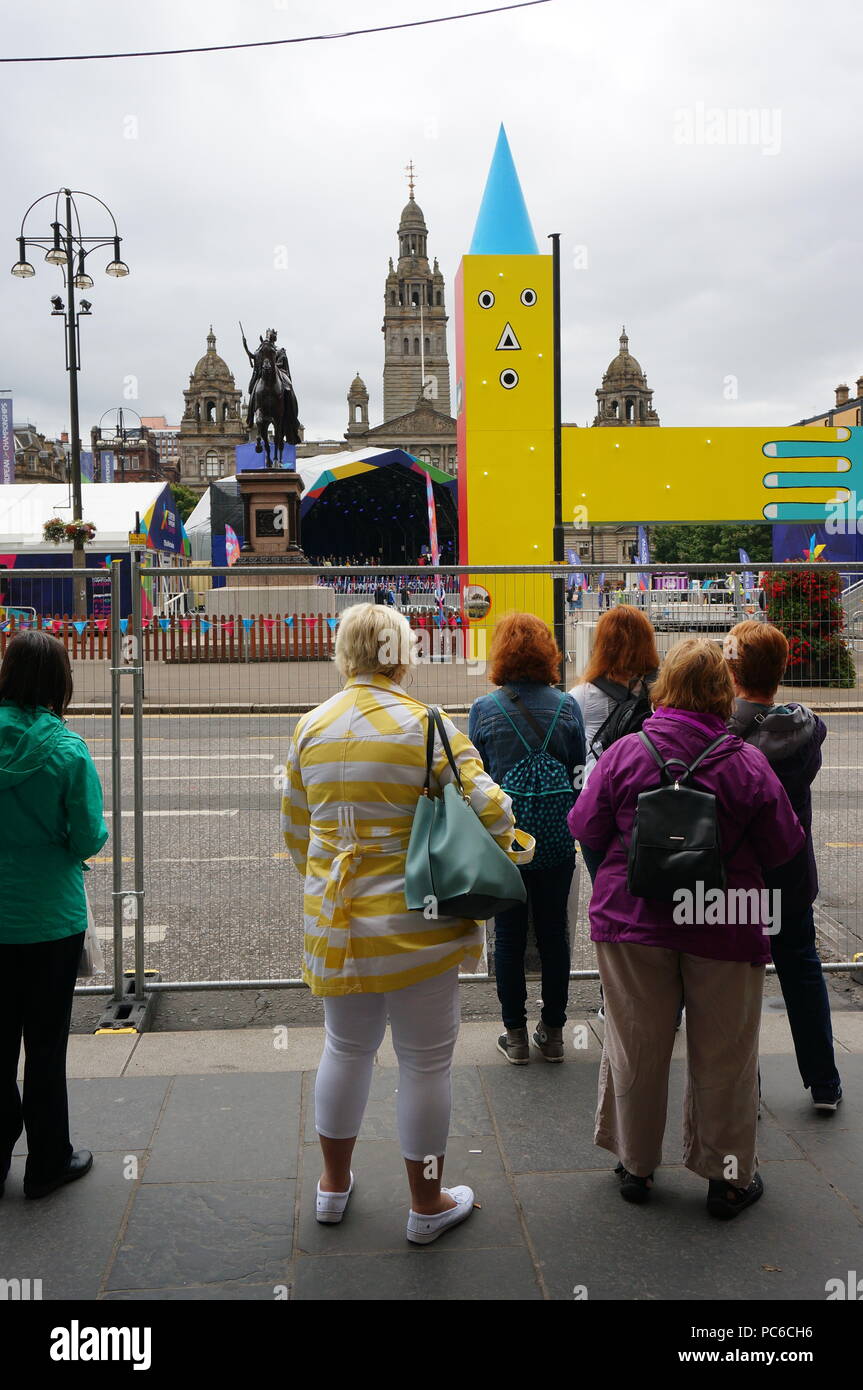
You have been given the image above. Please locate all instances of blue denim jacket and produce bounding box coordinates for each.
[468,682,586,790]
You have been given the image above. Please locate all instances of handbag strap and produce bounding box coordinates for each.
[423,704,466,797]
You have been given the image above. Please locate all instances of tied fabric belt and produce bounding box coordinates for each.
[310,823,412,975]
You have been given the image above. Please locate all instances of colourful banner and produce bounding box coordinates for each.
[0,398,13,485]
[80,449,94,483]
[225,524,241,567]
[425,471,440,567]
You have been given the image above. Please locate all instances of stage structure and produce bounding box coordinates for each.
[456,126,863,627]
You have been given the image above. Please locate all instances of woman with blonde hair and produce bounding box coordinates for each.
[281,603,531,1243]
[569,638,803,1219]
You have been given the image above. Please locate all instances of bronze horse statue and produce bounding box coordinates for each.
[242,326,301,469]
[250,340,285,467]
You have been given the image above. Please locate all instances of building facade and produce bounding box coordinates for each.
[12,425,68,483]
[141,416,182,475]
[329,179,457,475]
[176,329,248,494]
[794,377,863,429]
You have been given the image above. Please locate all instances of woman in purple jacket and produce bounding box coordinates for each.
[569,638,804,1219]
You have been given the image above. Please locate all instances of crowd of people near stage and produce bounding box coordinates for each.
[0,604,841,1243]
[312,569,460,599]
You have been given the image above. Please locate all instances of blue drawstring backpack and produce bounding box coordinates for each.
[490,690,576,870]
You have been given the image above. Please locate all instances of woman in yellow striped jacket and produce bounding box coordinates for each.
[281,603,533,1244]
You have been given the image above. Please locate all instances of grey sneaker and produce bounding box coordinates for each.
[533,1021,564,1062]
[497,1027,530,1064]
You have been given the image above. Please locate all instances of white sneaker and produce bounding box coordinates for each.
[316,1171,355,1224]
[406,1185,475,1245]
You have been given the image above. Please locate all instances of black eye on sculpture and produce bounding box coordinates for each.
[500,369,519,390]
[478,290,495,308]
[520,288,537,306]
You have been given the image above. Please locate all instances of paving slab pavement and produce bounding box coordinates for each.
[2,1012,861,1303]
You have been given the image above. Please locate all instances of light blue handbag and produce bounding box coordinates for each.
[405,706,530,920]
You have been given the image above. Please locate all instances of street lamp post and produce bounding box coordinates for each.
[11,188,129,613]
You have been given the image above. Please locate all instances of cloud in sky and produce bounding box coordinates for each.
[3,0,863,443]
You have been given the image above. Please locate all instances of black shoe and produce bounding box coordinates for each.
[811,1084,843,1114]
[706,1171,764,1220]
[614,1162,653,1204]
[24,1150,93,1200]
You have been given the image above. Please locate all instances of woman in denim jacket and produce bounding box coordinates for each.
[469,614,585,1064]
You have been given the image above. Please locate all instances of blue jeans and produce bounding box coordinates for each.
[771,904,841,1092]
[493,859,574,1030]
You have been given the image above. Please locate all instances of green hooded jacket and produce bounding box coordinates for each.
[0,701,108,943]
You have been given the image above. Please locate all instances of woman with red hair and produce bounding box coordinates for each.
[469,613,585,1064]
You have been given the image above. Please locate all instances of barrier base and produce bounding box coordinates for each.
[95,970,161,1034]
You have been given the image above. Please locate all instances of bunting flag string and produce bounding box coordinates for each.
[305,616,317,628]
[119,618,129,634]
[73,620,88,636]
[200,619,212,633]
[262,618,276,631]
[158,617,171,632]
[222,621,235,634]
[179,618,193,631]
[326,617,338,630]
[95,619,108,633]
[242,618,255,631]
[284,616,294,627]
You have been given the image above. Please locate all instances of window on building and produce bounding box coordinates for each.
[203,452,220,477]
[206,400,216,423]
[403,337,409,355]
[625,398,634,423]
[222,403,229,423]
[424,337,430,356]
[417,449,432,463]
[354,405,362,422]
[436,291,442,306]
[413,338,420,355]
[390,291,396,306]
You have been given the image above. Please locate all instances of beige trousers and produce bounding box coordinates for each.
[594,942,765,1186]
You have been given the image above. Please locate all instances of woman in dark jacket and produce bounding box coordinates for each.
[725,620,841,1111]
[569,638,803,1219]
[0,632,108,1199]
[469,613,585,1064]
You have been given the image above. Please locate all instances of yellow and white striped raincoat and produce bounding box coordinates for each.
[281,673,534,996]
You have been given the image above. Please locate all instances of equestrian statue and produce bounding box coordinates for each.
[240,324,301,468]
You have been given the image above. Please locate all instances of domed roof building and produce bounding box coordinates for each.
[594,328,660,427]
[177,328,249,494]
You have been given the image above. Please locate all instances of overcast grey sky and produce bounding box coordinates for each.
[3,0,863,444]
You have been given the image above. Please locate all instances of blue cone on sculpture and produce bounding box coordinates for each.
[469,124,538,255]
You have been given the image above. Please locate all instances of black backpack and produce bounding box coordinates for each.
[589,674,655,761]
[625,730,733,901]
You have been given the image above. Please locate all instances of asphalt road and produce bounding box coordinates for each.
[68,709,863,1010]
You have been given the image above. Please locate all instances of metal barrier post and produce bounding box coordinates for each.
[97,550,159,1029]
[131,550,147,1004]
[109,559,125,1005]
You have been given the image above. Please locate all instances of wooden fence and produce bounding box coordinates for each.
[0,611,472,662]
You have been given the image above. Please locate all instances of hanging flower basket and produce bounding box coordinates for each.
[43,518,97,545]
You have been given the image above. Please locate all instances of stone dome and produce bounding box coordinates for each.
[603,328,647,385]
[192,328,233,381]
[349,372,368,395]
[399,197,427,231]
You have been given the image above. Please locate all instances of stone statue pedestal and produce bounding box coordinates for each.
[209,471,331,615]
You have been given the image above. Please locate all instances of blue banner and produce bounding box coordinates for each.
[101,450,115,483]
[0,397,13,484]
[80,449,94,482]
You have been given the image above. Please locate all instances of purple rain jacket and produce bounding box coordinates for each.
[568,706,805,964]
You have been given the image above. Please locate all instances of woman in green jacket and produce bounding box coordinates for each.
[0,632,108,1199]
